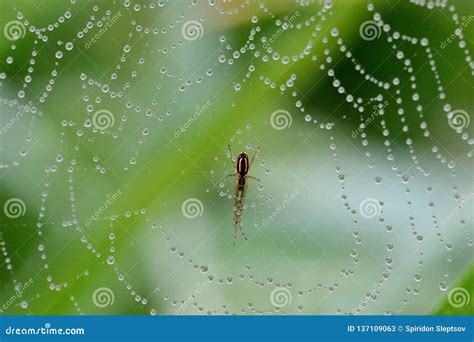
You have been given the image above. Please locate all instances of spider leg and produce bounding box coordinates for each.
[249,146,260,167]
[238,222,248,241]
[247,175,260,182]
[233,222,237,245]
[227,144,233,161]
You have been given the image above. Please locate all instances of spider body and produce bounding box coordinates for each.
[226,146,260,243]
[236,152,249,190]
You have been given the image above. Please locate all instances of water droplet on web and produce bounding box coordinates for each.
[107,256,115,265]
[439,282,448,291]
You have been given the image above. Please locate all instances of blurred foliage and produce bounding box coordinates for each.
[433,266,473,315]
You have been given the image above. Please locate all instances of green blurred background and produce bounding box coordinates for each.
[0,0,472,315]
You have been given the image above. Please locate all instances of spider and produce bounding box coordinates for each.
[226,145,260,243]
